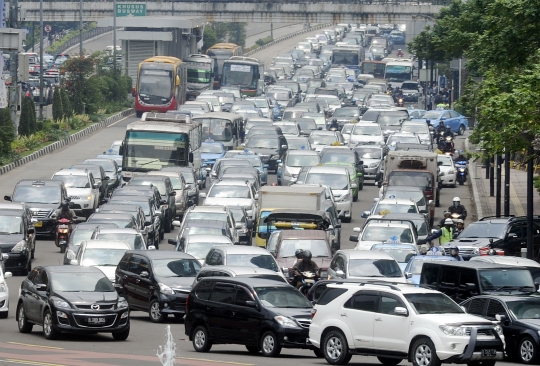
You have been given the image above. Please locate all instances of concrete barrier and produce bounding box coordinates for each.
[0,108,134,176]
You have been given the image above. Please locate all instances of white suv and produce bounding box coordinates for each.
[309,282,505,366]
[51,168,100,217]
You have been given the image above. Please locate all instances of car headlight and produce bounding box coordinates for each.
[369,162,379,168]
[439,325,470,336]
[439,172,445,176]
[283,169,291,177]
[493,324,503,337]
[87,196,92,200]
[159,282,174,295]
[275,315,299,328]
[0,283,6,292]
[472,247,480,254]
[117,298,129,309]
[66,249,76,260]
[447,170,455,175]
[11,240,26,252]
[52,297,71,309]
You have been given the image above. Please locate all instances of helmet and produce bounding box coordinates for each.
[443,211,451,216]
[453,197,460,202]
[444,218,454,225]
[398,49,402,51]
[61,200,69,210]
[295,249,304,259]
[459,150,464,155]
[303,250,312,261]
[332,118,337,123]
[450,245,459,253]
[446,126,451,130]
[456,219,464,224]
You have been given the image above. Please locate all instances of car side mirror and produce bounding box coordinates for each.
[70,259,79,265]
[349,235,358,242]
[428,200,434,206]
[140,271,150,278]
[361,211,370,218]
[3,195,11,201]
[245,300,258,309]
[465,283,477,292]
[335,270,345,278]
[172,220,181,227]
[405,272,412,279]
[148,245,156,250]
[27,228,35,235]
[495,314,507,322]
[394,307,408,316]
[281,145,288,150]
[4,271,12,278]
[507,233,518,239]
[144,221,152,227]
[35,284,48,292]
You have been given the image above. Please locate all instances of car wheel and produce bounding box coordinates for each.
[164,214,172,233]
[458,125,465,136]
[342,216,351,224]
[245,345,259,354]
[112,325,130,340]
[519,336,538,364]
[192,325,212,352]
[17,303,33,333]
[149,299,167,323]
[173,313,184,319]
[411,337,441,366]
[43,310,60,340]
[359,180,364,191]
[377,356,403,365]
[323,330,352,365]
[260,331,281,357]
[0,308,7,319]
[353,192,358,202]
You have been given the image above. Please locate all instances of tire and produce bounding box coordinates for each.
[518,336,538,364]
[359,180,364,191]
[377,356,403,366]
[323,330,352,365]
[313,348,324,358]
[410,337,441,366]
[136,111,143,118]
[149,299,167,323]
[353,192,358,202]
[159,227,164,241]
[0,310,8,319]
[260,331,281,357]
[458,125,465,136]
[246,345,259,354]
[192,325,212,352]
[164,214,172,233]
[60,245,66,254]
[112,325,130,340]
[342,216,351,224]
[21,260,30,276]
[17,303,33,333]
[173,313,184,319]
[43,310,60,340]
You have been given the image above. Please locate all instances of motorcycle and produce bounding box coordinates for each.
[397,97,404,107]
[55,218,73,254]
[455,161,468,185]
[439,135,454,153]
[450,212,464,224]
[298,271,318,296]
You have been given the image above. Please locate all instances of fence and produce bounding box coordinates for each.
[54,27,114,54]
[509,150,540,174]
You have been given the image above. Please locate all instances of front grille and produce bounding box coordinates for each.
[443,247,477,255]
[296,318,311,328]
[465,328,494,336]
[76,304,115,310]
[32,210,51,218]
[69,196,81,200]
[73,313,117,328]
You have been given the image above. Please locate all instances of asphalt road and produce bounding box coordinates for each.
[0,30,486,366]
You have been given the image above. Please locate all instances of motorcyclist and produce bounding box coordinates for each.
[293,250,320,287]
[55,200,76,221]
[449,197,467,220]
[386,84,393,94]
[426,218,454,246]
[455,150,468,163]
[443,125,454,139]
[397,49,404,58]
[449,245,464,261]
[453,219,465,239]
[293,248,304,266]
[328,118,339,131]
[438,211,453,228]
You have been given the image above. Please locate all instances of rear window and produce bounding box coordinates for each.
[317,288,348,305]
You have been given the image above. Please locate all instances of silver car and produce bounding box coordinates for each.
[51,168,100,218]
[278,149,320,186]
[353,145,384,182]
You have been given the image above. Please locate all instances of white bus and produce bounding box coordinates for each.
[384,60,414,86]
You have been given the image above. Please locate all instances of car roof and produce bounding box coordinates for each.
[44,265,104,274]
[187,235,233,243]
[81,240,131,249]
[198,266,280,276]
[215,246,270,254]
[211,180,250,187]
[424,261,528,270]
[16,179,63,186]
[190,206,228,213]
[337,249,397,260]
[53,168,88,176]
[326,281,441,295]
[125,250,196,260]
[198,277,289,288]
[287,149,319,156]
[377,198,415,205]
[184,219,228,228]
[364,222,412,229]
[307,166,348,174]
[89,213,134,219]
[469,256,540,268]
[280,229,327,239]
[95,228,140,235]
[384,186,425,193]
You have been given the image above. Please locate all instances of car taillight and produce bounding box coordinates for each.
[311,309,317,319]
[479,247,505,256]
[185,294,191,311]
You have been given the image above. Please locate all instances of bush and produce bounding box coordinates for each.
[52,86,63,121]
[0,107,15,156]
[18,97,36,137]
[255,36,273,47]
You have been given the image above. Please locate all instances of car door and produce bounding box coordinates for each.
[30,268,49,324]
[20,269,39,321]
[207,283,236,341]
[486,298,521,351]
[503,222,526,257]
[231,286,262,344]
[136,256,154,309]
[372,293,409,352]
[123,255,145,309]
[341,291,377,349]
[438,265,460,301]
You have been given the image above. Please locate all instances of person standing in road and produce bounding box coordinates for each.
[426,218,454,246]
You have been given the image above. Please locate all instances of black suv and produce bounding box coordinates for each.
[442,216,540,259]
[185,278,313,357]
[0,204,35,275]
[17,266,130,340]
[115,250,201,323]
[5,180,69,236]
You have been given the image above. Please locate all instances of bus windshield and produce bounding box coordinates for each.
[138,65,174,100]
[123,131,187,170]
[187,68,211,84]
[199,118,233,142]
[332,52,359,66]
[361,62,385,78]
[385,64,413,82]
[222,63,258,88]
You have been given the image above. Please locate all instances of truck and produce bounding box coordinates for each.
[380,150,441,209]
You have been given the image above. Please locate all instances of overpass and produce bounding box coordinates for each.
[19,1,446,23]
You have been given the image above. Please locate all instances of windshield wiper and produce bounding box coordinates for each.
[139,93,167,99]
[138,159,161,167]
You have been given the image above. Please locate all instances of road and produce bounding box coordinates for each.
[0,30,487,366]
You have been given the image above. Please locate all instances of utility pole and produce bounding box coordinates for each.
[79,0,83,55]
[496,155,502,216]
[113,0,117,74]
[9,0,19,130]
[39,0,43,120]
[504,152,510,216]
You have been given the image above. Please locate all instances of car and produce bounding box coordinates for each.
[283,136,312,151]
[51,168,100,218]
[172,234,233,264]
[227,151,269,186]
[116,250,201,322]
[308,130,344,152]
[408,109,427,120]
[403,255,457,286]
[364,197,420,218]
[162,166,201,203]
[203,246,284,279]
[226,206,254,246]
[400,121,432,145]
[146,171,190,218]
[5,179,69,236]
[0,208,35,276]
[185,277,314,357]
[98,202,151,244]
[349,122,385,145]
[243,132,289,172]
[386,132,421,150]
[209,158,254,184]
[170,219,234,247]
[177,205,240,245]
[469,256,540,285]
[370,243,418,271]
[353,145,385,183]
[351,221,417,250]
[201,141,227,176]
[69,240,131,282]
[373,212,431,245]
[417,109,469,135]
[63,223,119,265]
[380,186,434,227]
[92,227,149,251]
[331,107,361,128]
[17,266,130,340]
[106,140,124,155]
[278,149,320,186]
[200,180,257,219]
[0,267,13,318]
[70,164,110,203]
[438,154,457,187]
[461,294,540,364]
[245,97,272,118]
[309,282,505,366]
[82,158,121,193]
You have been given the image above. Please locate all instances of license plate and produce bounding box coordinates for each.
[34,221,42,227]
[305,279,315,284]
[482,349,496,357]
[88,317,106,324]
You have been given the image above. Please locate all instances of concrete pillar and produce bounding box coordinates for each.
[405,19,433,48]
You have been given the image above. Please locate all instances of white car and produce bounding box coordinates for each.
[401,121,432,145]
[279,149,320,186]
[351,221,417,250]
[327,249,406,283]
[309,282,505,366]
[246,97,271,118]
[438,154,457,187]
[349,122,385,145]
[51,168,100,218]
[0,266,12,318]
[200,180,257,219]
[70,240,131,282]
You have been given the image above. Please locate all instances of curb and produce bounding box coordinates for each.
[0,108,134,176]
[465,137,483,219]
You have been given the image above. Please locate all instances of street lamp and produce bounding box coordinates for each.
[39,0,43,120]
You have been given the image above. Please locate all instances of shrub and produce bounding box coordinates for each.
[52,86,63,121]
[18,97,36,136]
[255,36,273,47]
[0,107,15,156]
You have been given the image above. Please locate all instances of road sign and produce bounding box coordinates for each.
[115,3,146,17]
[44,24,51,33]
[24,27,30,35]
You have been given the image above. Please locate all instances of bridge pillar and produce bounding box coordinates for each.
[405,17,434,50]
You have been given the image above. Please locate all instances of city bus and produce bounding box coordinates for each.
[221,56,262,97]
[206,43,243,89]
[331,46,366,74]
[360,60,386,79]
[134,56,187,118]
[192,112,244,150]
[184,54,215,101]
[384,60,414,85]
[121,113,202,182]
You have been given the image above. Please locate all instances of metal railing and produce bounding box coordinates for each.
[54,27,114,54]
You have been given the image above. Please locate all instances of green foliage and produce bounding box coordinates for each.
[202,26,218,52]
[534,175,540,194]
[203,22,247,50]
[47,23,97,54]
[18,97,36,137]
[255,36,273,47]
[52,86,63,121]
[227,23,247,48]
[0,108,14,156]
[60,87,73,118]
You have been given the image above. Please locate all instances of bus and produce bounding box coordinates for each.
[384,60,414,85]
[184,54,215,101]
[221,56,262,97]
[331,46,366,74]
[121,113,202,182]
[360,60,386,79]
[192,112,244,150]
[134,56,187,118]
[206,43,243,89]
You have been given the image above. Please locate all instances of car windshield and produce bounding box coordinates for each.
[208,185,250,198]
[422,111,443,119]
[52,272,115,292]
[152,258,201,277]
[86,159,115,173]
[438,157,454,167]
[256,286,312,308]
[349,259,403,277]
[246,135,278,149]
[275,124,298,134]
[109,200,150,216]
[286,154,320,167]
[385,190,426,207]
[341,125,354,134]
[404,293,463,314]
[361,226,414,243]
[81,248,127,266]
[309,134,338,145]
[287,138,311,150]
[88,218,133,229]
[321,152,355,164]
[52,175,90,188]
[372,246,417,263]
[355,147,382,159]
[352,125,381,136]
[186,212,228,222]
[506,299,540,319]
[0,215,22,234]
[12,186,61,204]
[458,222,506,239]
[480,269,535,291]
[387,135,419,145]
[96,234,145,250]
[226,254,279,272]
[177,171,195,184]
[185,227,226,237]
[201,144,225,154]
[388,172,432,189]
[375,204,417,215]
[186,242,221,259]
[401,124,429,134]
[129,179,166,196]
[278,239,330,258]
[306,172,348,190]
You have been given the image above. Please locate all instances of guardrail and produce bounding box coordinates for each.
[54,27,114,54]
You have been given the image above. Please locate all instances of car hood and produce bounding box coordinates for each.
[66,187,94,197]
[312,144,327,152]
[275,307,313,319]
[204,197,254,207]
[350,135,383,143]
[94,266,117,282]
[157,276,195,292]
[284,166,302,175]
[55,290,118,305]
[446,237,495,248]
[402,89,418,94]
[22,203,59,211]
[517,319,540,328]
[0,234,23,245]
[201,153,224,161]
[247,148,279,156]
[277,257,332,269]
[425,313,494,326]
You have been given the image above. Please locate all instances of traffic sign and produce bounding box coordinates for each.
[23,27,30,35]
[44,24,51,33]
[115,3,147,17]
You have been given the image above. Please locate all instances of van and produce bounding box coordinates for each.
[420,261,537,303]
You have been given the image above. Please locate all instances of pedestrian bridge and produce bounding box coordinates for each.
[19,1,446,23]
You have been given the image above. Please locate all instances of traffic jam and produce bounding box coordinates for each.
[2,23,540,366]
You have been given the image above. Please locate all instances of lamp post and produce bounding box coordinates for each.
[79,0,83,56]
[39,0,43,120]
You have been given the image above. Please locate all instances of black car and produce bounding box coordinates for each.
[82,158,121,193]
[5,179,69,236]
[108,196,160,247]
[186,277,313,357]
[244,133,288,172]
[16,266,130,340]
[461,295,540,364]
[0,208,35,275]
[115,250,201,322]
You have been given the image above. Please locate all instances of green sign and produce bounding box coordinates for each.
[115,3,147,17]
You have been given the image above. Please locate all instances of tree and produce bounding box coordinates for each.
[202,26,218,52]
[52,86,63,121]
[227,23,247,48]
[18,97,35,137]
[60,87,73,118]
[63,56,99,114]
[0,108,14,155]
[27,97,37,134]
[212,23,229,43]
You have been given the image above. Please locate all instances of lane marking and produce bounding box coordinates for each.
[177,357,254,366]
[7,343,64,350]
[1,359,66,366]
[107,114,135,128]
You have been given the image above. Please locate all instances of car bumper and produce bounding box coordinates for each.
[363,168,380,180]
[276,326,312,349]
[439,331,505,363]
[53,309,130,333]
[31,218,56,235]
[335,200,352,218]
[158,292,189,315]
[440,174,456,186]
[5,252,30,271]
[0,292,9,313]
